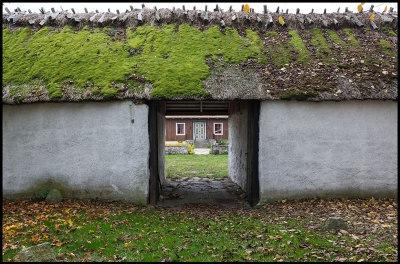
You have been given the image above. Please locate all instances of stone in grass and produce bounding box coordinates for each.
[46,189,63,203]
[326,216,348,230]
[19,242,56,262]
[31,189,49,202]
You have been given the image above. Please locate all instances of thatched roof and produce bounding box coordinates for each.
[2,8,398,104]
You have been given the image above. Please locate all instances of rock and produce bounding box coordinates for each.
[326,217,348,230]
[31,189,49,202]
[19,242,56,262]
[46,189,63,203]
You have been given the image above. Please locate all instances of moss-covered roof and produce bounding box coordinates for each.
[2,9,398,104]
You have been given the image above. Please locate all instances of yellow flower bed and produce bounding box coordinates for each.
[165,142,195,154]
[165,142,188,146]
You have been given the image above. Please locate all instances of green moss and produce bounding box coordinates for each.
[363,28,371,34]
[326,29,347,46]
[381,27,398,37]
[288,30,311,67]
[101,87,119,98]
[309,28,333,64]
[342,28,361,47]
[3,24,267,99]
[378,39,397,58]
[48,83,62,99]
[265,31,311,68]
[265,31,279,38]
[267,41,292,68]
[280,91,317,100]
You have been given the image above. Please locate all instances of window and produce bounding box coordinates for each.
[214,123,223,135]
[176,123,185,135]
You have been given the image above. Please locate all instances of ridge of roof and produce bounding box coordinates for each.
[3,9,398,32]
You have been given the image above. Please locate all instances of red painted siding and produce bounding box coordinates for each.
[165,118,228,141]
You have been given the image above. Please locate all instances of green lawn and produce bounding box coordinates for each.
[2,198,397,262]
[165,154,228,178]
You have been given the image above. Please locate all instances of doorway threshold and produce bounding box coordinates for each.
[157,177,249,210]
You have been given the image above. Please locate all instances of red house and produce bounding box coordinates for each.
[165,115,228,145]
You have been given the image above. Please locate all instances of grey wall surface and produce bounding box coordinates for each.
[259,100,398,203]
[3,101,150,204]
[228,102,248,191]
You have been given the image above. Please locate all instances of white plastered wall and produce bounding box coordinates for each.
[258,100,398,203]
[2,101,150,204]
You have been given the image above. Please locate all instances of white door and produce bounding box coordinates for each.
[194,121,205,140]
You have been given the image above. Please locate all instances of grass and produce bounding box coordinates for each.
[165,154,228,178]
[2,198,397,262]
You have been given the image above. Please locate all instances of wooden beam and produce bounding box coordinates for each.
[148,100,159,205]
[246,100,260,207]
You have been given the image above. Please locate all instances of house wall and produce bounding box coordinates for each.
[2,101,150,204]
[228,102,248,191]
[165,118,228,141]
[258,100,398,203]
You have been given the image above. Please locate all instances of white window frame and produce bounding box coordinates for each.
[176,123,185,135]
[214,123,223,135]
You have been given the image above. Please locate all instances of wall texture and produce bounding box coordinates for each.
[228,102,248,191]
[3,101,150,204]
[259,100,398,203]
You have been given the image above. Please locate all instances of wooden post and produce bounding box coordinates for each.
[148,100,159,205]
[246,101,260,207]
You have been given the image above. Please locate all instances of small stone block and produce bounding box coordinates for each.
[19,242,56,262]
[46,189,63,203]
[326,217,348,230]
